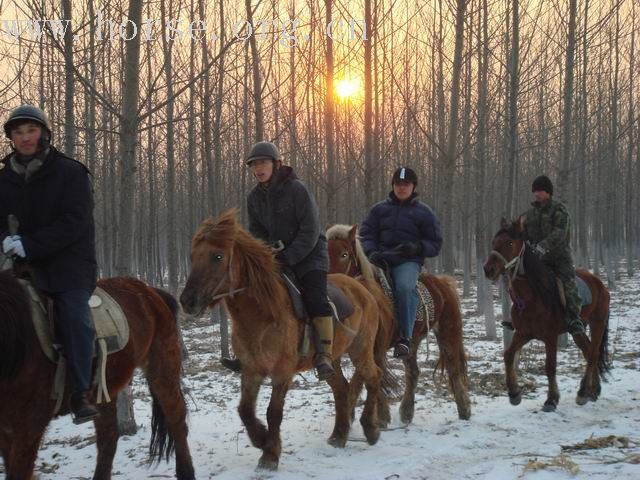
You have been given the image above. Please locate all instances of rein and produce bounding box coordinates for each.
[490,242,526,312]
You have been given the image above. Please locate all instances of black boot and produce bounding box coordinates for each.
[70,391,99,425]
[393,338,411,359]
[567,317,585,335]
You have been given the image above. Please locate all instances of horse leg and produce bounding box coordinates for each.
[542,339,560,412]
[6,430,44,480]
[399,336,421,424]
[434,329,472,420]
[326,366,351,448]
[92,401,119,480]
[504,331,530,405]
[257,378,291,471]
[573,329,599,405]
[238,372,268,449]
[356,357,382,445]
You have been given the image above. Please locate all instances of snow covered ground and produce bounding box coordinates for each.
[26,273,640,479]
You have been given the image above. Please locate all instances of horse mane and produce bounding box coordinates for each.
[326,224,374,281]
[0,270,31,378]
[194,210,289,322]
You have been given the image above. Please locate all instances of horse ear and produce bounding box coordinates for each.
[348,224,358,241]
[500,216,510,229]
[515,215,525,233]
[216,209,239,228]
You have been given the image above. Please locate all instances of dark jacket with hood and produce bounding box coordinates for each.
[360,191,442,268]
[247,165,328,278]
[0,146,97,293]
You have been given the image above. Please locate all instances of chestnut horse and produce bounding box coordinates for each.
[483,218,611,411]
[326,224,471,424]
[0,271,194,480]
[180,210,383,471]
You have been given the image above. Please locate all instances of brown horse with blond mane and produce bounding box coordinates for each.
[180,210,383,471]
[326,224,471,423]
[0,271,195,480]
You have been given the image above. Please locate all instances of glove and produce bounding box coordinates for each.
[531,242,547,259]
[392,241,422,257]
[2,235,26,258]
[274,251,287,265]
[368,251,386,268]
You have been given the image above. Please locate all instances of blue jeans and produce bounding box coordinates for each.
[52,289,95,392]
[391,262,421,339]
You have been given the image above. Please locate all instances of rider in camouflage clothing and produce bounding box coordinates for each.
[523,175,585,336]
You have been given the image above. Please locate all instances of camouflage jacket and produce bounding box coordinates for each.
[522,199,574,269]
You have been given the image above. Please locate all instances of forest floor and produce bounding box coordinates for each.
[27,272,640,479]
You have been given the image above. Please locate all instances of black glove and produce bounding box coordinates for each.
[274,251,287,264]
[368,251,386,268]
[392,241,422,257]
[530,242,547,259]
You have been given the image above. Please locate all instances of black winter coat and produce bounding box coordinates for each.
[247,166,328,278]
[0,147,97,293]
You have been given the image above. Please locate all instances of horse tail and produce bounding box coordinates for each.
[149,391,177,463]
[432,275,469,392]
[597,306,612,379]
[152,287,179,318]
[0,271,31,379]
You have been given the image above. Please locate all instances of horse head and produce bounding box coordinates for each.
[326,224,375,281]
[180,209,241,316]
[483,216,526,281]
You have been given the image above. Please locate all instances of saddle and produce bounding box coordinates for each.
[372,265,435,327]
[19,279,129,412]
[555,275,592,309]
[280,270,355,357]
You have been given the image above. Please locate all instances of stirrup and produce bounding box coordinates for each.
[314,355,335,380]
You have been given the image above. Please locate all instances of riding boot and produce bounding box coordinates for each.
[312,316,335,380]
[221,357,242,372]
[70,391,99,424]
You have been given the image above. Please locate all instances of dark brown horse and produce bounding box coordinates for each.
[180,210,383,471]
[326,224,471,424]
[483,218,611,411]
[0,272,194,480]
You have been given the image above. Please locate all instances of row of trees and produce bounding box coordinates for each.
[1,0,638,322]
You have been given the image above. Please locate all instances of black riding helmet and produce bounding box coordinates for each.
[391,166,418,186]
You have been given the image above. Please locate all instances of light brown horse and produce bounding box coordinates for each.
[483,218,611,411]
[326,224,471,423]
[180,210,383,471]
[0,273,194,480]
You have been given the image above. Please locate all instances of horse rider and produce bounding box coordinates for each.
[0,105,99,424]
[222,141,336,380]
[360,167,443,358]
[519,175,586,337]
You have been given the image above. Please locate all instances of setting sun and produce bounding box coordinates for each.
[336,78,360,100]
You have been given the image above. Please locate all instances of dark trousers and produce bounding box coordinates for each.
[52,289,95,392]
[300,270,333,318]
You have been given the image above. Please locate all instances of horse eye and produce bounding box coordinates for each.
[341,252,348,258]
[211,253,224,262]
[508,241,513,247]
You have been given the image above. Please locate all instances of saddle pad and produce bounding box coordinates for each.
[576,276,592,306]
[280,271,354,321]
[373,266,434,324]
[18,280,129,363]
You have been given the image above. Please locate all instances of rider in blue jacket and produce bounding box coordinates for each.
[360,167,442,358]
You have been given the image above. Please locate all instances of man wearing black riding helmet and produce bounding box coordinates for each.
[360,167,443,359]
[0,105,99,424]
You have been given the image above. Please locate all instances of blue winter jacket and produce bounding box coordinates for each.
[360,191,442,267]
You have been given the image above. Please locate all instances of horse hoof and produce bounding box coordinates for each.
[363,425,380,446]
[399,400,415,425]
[328,434,347,448]
[576,394,596,406]
[508,391,522,406]
[458,405,472,420]
[542,400,557,412]
[257,457,279,471]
